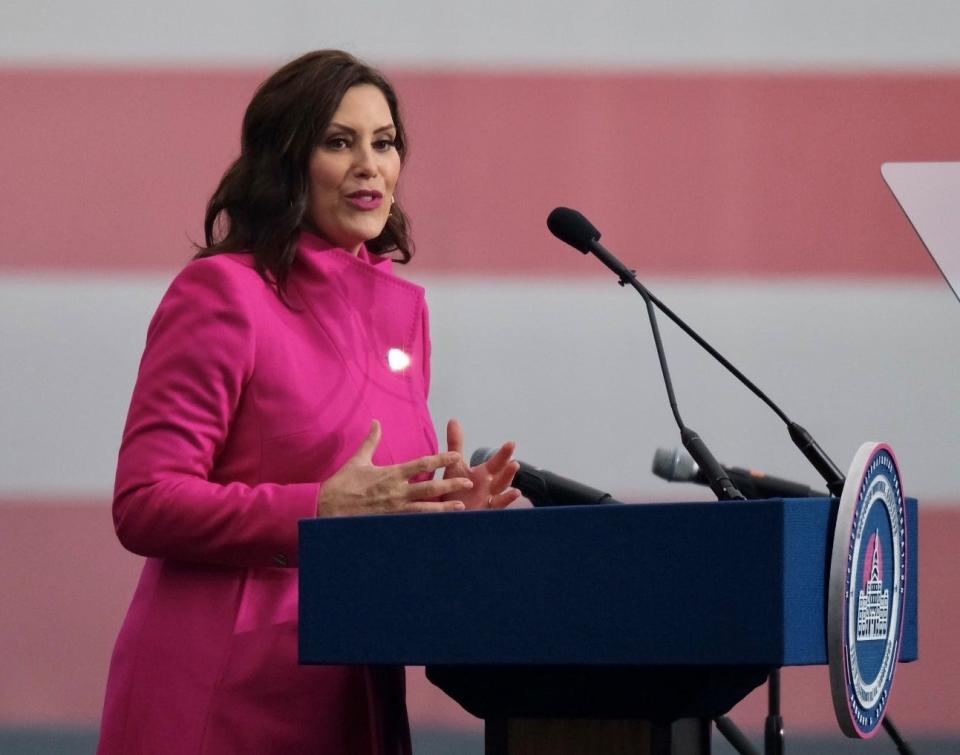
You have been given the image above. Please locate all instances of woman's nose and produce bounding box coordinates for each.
[352,143,378,176]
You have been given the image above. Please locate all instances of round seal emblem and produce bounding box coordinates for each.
[828,442,907,738]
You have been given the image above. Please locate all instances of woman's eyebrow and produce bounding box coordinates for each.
[325,122,396,134]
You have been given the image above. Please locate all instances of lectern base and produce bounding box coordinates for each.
[484,717,711,755]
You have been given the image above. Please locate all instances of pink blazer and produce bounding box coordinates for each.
[98,233,437,754]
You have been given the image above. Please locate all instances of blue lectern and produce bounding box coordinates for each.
[299,498,918,754]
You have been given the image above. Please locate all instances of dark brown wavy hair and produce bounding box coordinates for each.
[196,50,412,291]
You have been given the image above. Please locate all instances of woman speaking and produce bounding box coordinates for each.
[98,50,519,754]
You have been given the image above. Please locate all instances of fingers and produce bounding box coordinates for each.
[446,418,465,456]
[407,476,473,501]
[351,420,382,465]
[401,500,466,514]
[323,425,520,518]
[482,441,517,475]
[488,487,522,510]
[398,450,462,478]
[489,460,520,493]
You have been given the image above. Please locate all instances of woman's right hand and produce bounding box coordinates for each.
[317,420,473,517]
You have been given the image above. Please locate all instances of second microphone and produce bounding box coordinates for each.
[471,448,623,508]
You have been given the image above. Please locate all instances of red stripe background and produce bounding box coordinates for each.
[2,69,957,276]
[1,500,957,733]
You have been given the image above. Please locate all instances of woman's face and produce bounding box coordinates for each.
[306,84,401,254]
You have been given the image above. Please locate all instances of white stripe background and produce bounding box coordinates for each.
[3,275,958,502]
[4,1,960,68]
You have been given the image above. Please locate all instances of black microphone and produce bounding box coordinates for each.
[546,208,599,253]
[471,448,622,507]
[652,447,827,499]
[547,207,636,284]
[547,206,847,499]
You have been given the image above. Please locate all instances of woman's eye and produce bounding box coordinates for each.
[374,138,396,151]
[325,136,349,150]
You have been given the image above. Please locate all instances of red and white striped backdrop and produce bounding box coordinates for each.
[2,1,959,736]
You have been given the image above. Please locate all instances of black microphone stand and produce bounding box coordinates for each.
[765,668,784,755]
[586,239,846,497]
[548,207,915,755]
[586,241,745,501]
[590,241,919,755]
[587,239,921,755]
[714,716,760,755]
[590,241,795,755]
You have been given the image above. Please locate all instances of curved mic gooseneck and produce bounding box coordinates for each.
[547,207,745,501]
[546,206,846,498]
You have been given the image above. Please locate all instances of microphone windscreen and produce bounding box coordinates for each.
[651,446,699,482]
[547,207,600,253]
[470,447,495,467]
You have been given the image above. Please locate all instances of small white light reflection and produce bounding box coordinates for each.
[387,348,411,372]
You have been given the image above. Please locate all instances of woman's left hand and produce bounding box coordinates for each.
[442,419,521,510]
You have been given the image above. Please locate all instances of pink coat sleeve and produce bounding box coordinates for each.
[113,258,320,568]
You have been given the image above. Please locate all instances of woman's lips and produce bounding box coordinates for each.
[344,191,383,211]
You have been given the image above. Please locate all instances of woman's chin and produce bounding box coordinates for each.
[313,221,387,252]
